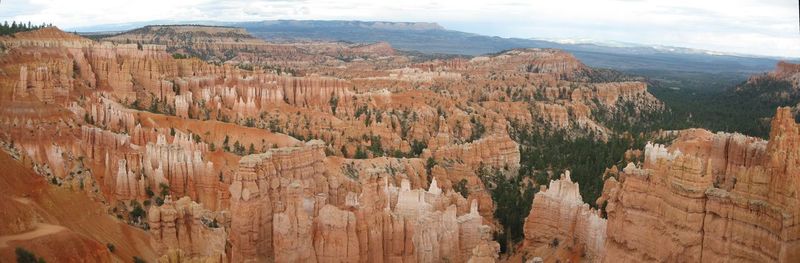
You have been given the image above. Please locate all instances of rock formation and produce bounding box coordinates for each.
[522,171,606,261]
[227,140,499,262]
[769,61,800,87]
[522,107,800,263]
[147,196,227,261]
[429,133,521,171]
[0,26,672,262]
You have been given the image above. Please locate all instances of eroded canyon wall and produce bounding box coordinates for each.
[227,140,500,262]
[522,107,800,263]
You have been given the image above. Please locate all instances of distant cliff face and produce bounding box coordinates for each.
[102,25,258,48]
[243,20,445,31]
[100,25,397,66]
[772,61,800,83]
[739,61,800,99]
[520,107,800,263]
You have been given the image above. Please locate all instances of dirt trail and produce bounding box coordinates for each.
[0,223,66,248]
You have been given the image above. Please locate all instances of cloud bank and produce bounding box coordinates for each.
[1,0,798,57]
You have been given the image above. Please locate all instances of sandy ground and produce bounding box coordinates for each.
[0,223,67,248]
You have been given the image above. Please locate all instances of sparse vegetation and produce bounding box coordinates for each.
[343,163,359,180]
[425,157,437,183]
[237,63,254,71]
[129,200,146,222]
[468,116,485,142]
[172,53,189,59]
[354,147,368,159]
[479,167,536,254]
[410,140,427,157]
[159,183,170,197]
[368,136,383,157]
[329,96,339,115]
[1,21,52,36]
[15,247,45,263]
[454,179,469,198]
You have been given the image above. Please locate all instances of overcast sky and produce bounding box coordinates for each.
[1,0,798,57]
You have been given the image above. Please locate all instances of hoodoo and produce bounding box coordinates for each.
[520,107,800,263]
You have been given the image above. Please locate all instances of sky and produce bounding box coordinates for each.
[1,0,798,58]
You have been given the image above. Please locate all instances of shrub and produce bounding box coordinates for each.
[354,147,368,159]
[130,202,146,222]
[158,183,170,197]
[171,53,188,59]
[410,140,427,157]
[454,179,469,198]
[145,186,154,198]
[15,247,45,263]
[468,116,485,142]
[368,136,383,157]
[425,157,437,175]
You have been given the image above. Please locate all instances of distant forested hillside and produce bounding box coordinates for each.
[643,69,796,138]
[230,20,784,73]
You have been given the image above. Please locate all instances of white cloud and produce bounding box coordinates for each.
[0,0,798,57]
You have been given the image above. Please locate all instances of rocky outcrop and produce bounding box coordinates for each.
[0,27,93,48]
[523,107,800,263]
[770,61,800,87]
[522,171,606,261]
[227,140,329,262]
[429,133,520,171]
[313,204,360,262]
[147,196,227,261]
[227,140,497,262]
[469,49,589,79]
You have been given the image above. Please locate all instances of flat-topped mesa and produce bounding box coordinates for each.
[100,25,315,65]
[103,25,254,44]
[469,49,590,79]
[138,25,250,35]
[522,171,607,261]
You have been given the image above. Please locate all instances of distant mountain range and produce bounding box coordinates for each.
[70,20,796,73]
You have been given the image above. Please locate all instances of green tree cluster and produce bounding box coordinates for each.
[0,21,52,36]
